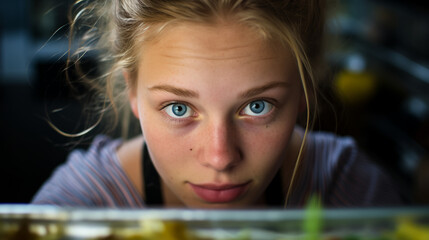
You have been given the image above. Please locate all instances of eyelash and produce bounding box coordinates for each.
[239,98,278,119]
[160,98,278,123]
[160,101,197,124]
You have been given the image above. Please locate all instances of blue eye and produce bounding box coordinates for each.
[165,103,193,118]
[242,100,272,116]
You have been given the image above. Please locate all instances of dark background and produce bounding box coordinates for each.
[1,0,428,204]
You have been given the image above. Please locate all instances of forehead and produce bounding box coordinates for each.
[135,21,299,91]
[142,21,289,62]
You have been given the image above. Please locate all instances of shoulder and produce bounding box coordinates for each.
[306,130,357,161]
[116,135,145,199]
[64,135,128,186]
[295,128,358,177]
[67,135,122,166]
[302,129,404,207]
[306,130,359,178]
[32,135,143,207]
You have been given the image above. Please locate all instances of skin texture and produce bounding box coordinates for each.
[124,21,304,208]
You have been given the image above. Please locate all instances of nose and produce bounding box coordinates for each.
[199,119,242,172]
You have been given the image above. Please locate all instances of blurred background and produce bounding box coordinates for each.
[0,0,428,205]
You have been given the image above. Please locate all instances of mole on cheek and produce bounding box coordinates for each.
[190,148,193,151]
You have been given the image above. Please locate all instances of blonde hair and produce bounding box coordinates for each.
[63,0,327,206]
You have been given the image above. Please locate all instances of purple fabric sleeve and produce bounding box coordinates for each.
[288,129,404,207]
[31,135,144,207]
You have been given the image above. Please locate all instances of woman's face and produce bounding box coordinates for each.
[129,22,303,208]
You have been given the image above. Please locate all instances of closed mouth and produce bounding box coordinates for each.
[188,181,251,203]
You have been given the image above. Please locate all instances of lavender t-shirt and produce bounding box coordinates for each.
[32,129,404,207]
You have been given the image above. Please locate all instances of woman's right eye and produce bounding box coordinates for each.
[164,103,194,118]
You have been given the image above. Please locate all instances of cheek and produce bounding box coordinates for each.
[247,102,298,152]
[242,105,299,171]
[245,123,293,162]
[140,115,192,179]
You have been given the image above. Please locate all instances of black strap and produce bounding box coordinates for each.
[265,170,284,206]
[142,144,164,206]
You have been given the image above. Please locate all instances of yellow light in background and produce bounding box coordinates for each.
[334,54,378,105]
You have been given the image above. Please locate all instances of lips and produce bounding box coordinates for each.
[189,181,250,203]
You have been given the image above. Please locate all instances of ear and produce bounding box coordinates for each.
[123,71,140,119]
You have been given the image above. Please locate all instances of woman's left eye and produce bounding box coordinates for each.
[242,100,273,116]
[164,103,194,118]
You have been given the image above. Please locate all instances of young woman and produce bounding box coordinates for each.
[32,0,404,208]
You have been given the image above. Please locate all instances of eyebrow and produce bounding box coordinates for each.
[148,84,199,98]
[239,82,290,99]
[148,81,289,99]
